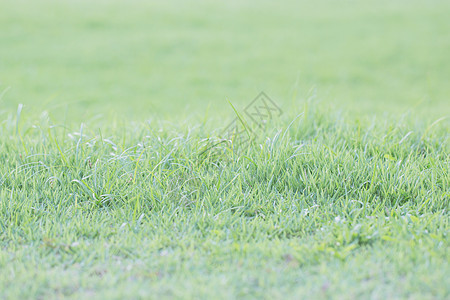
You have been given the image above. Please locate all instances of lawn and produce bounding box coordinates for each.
[0,0,449,299]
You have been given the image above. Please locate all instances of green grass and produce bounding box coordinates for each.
[1,0,450,120]
[1,0,449,299]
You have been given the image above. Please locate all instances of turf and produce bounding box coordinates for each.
[0,0,449,299]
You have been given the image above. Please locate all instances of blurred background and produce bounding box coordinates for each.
[1,0,449,123]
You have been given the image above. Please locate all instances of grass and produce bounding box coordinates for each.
[1,0,450,119]
[0,0,449,299]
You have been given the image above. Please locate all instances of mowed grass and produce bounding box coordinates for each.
[1,102,449,299]
[0,0,449,299]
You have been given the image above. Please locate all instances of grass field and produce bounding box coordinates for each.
[1,0,449,299]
